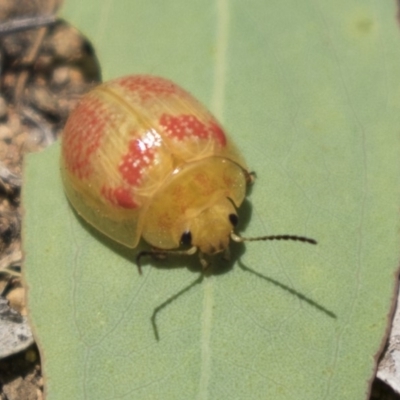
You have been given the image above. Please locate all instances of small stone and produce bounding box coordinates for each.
[16,129,46,153]
[7,286,26,315]
[52,66,70,86]
[25,348,37,363]
[0,96,8,120]
[0,140,9,161]
[51,25,85,60]
[0,125,12,141]
[7,111,21,135]
[29,87,57,116]
[35,54,53,70]
[2,71,16,89]
[13,131,29,148]
[68,67,85,87]
[0,0,14,22]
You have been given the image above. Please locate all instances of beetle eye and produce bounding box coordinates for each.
[229,214,239,227]
[180,231,192,246]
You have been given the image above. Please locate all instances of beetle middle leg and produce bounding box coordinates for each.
[151,274,204,340]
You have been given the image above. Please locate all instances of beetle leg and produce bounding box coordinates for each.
[136,251,155,274]
[198,252,209,270]
[151,274,204,340]
[245,170,256,185]
[136,246,198,275]
[221,246,231,262]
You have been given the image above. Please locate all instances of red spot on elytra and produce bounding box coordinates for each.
[209,122,227,147]
[101,186,138,209]
[116,75,185,103]
[119,137,156,186]
[159,114,227,147]
[63,96,106,179]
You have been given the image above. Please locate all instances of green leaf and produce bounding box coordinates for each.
[23,1,400,399]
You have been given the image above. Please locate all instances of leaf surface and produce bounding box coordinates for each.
[23,1,400,399]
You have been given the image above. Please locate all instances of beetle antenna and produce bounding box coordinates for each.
[231,232,317,245]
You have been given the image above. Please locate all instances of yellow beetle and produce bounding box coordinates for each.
[61,75,316,273]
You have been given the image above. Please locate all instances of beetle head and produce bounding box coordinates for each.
[180,197,237,255]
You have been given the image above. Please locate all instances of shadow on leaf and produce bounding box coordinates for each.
[238,259,337,319]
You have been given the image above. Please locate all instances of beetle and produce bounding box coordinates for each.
[61,75,316,273]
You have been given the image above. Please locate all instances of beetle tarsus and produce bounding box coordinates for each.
[199,252,209,270]
[135,252,147,274]
[245,171,256,185]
